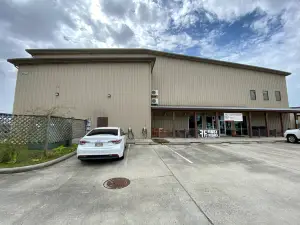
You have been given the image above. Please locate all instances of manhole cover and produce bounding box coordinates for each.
[103,177,130,189]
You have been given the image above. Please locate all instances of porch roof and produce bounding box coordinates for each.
[151,105,300,113]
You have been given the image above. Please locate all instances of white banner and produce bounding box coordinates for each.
[199,129,219,138]
[224,113,243,121]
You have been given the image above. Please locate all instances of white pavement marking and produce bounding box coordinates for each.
[166,146,193,164]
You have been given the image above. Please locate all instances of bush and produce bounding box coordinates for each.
[0,143,27,163]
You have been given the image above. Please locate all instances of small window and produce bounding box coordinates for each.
[87,129,118,136]
[263,91,269,100]
[275,91,281,101]
[250,90,256,100]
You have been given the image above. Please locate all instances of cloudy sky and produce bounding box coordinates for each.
[1,0,300,112]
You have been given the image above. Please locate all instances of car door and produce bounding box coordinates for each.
[297,129,300,139]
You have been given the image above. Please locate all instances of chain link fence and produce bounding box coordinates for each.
[0,113,86,149]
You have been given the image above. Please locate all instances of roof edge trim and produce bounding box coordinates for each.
[7,57,156,70]
[25,48,291,76]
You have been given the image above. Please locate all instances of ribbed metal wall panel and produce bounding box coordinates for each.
[14,63,151,138]
[152,56,289,108]
[152,116,189,130]
[251,112,290,132]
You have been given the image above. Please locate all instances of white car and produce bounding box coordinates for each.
[77,127,127,160]
[284,128,300,143]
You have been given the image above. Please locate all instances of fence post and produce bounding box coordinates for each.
[43,114,51,156]
[69,118,74,146]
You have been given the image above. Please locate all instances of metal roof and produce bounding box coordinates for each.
[7,57,156,71]
[24,48,291,76]
[151,105,300,113]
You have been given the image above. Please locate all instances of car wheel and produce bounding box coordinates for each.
[287,134,297,143]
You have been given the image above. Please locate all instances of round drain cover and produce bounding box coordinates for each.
[103,177,130,189]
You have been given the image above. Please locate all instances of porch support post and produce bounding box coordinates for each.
[172,111,175,138]
[215,112,219,136]
[294,113,298,128]
[248,112,253,137]
[280,112,284,137]
[265,112,269,137]
[151,110,153,138]
[194,112,198,138]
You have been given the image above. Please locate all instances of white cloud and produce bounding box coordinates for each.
[0,0,300,112]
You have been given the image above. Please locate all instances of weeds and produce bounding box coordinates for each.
[0,143,77,168]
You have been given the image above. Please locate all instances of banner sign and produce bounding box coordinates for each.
[224,113,243,121]
[199,129,219,138]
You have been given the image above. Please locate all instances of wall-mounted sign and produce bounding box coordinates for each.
[199,129,219,138]
[224,113,243,121]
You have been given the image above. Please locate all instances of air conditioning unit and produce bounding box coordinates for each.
[151,98,159,105]
[151,90,158,96]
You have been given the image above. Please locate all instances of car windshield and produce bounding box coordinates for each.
[87,129,118,136]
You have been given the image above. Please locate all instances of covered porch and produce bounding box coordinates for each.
[151,106,300,138]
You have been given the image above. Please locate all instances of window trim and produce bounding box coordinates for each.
[250,90,256,100]
[275,91,281,101]
[263,90,269,101]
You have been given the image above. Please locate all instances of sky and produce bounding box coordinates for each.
[0,0,300,113]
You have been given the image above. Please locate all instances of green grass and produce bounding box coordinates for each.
[0,143,77,168]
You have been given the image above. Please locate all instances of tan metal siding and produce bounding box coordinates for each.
[152,56,289,108]
[251,112,290,133]
[152,116,189,130]
[14,63,151,138]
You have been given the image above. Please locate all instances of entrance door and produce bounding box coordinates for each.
[219,120,226,135]
[97,117,108,127]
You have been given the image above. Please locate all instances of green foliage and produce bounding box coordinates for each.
[53,145,67,155]
[0,143,77,168]
[0,143,27,164]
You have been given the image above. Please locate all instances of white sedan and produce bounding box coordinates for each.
[77,127,127,160]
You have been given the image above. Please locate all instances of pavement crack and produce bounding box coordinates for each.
[152,147,215,225]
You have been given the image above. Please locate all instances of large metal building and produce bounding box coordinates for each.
[8,49,300,138]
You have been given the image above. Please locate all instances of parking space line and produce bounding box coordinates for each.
[166,146,193,164]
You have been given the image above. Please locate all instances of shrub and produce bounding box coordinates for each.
[0,143,26,163]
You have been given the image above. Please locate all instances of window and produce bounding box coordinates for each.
[87,128,118,136]
[275,91,281,101]
[250,90,256,100]
[263,91,269,100]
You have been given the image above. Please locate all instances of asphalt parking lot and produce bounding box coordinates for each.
[0,142,300,225]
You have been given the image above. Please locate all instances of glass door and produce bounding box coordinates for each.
[219,120,226,135]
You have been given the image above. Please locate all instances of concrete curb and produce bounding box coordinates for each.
[0,151,76,174]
